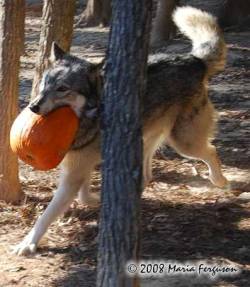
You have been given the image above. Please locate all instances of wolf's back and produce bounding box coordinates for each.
[173,6,226,77]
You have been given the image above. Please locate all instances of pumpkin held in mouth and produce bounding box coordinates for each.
[10,106,79,170]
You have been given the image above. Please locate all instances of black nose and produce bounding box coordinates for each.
[29,104,40,113]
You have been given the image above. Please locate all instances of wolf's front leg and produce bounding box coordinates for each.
[13,171,82,256]
[78,179,100,206]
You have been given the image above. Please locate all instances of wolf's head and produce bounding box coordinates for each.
[29,42,102,118]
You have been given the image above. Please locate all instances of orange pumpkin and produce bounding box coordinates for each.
[10,106,79,170]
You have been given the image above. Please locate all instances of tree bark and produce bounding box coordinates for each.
[30,0,75,100]
[0,0,25,203]
[151,0,179,47]
[218,0,250,28]
[77,0,111,27]
[97,0,152,286]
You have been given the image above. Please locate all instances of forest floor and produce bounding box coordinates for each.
[0,6,250,287]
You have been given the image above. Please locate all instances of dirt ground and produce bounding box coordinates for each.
[0,4,250,287]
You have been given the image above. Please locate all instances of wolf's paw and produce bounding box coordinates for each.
[209,174,229,189]
[78,192,100,207]
[12,237,37,256]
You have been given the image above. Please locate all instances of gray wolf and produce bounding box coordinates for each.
[13,7,228,255]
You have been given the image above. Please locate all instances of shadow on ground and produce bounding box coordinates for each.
[50,193,250,286]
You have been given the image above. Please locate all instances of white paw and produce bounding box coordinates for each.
[78,192,100,207]
[12,236,37,256]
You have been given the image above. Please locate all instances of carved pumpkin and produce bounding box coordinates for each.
[10,106,79,170]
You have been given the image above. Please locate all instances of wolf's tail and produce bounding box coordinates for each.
[173,6,226,77]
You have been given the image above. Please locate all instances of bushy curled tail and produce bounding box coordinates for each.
[173,6,226,76]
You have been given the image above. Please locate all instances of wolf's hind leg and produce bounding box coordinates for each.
[143,107,178,187]
[199,144,228,188]
[143,150,154,186]
[143,133,168,186]
[169,138,228,188]
[168,101,228,188]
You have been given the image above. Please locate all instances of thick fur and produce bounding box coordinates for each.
[13,7,228,255]
[173,6,226,76]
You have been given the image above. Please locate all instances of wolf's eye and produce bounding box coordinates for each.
[56,85,68,92]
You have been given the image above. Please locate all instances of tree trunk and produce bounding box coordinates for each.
[97,0,152,286]
[0,0,25,203]
[30,0,75,100]
[218,0,250,28]
[151,0,179,47]
[77,0,111,27]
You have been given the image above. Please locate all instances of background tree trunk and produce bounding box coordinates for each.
[77,0,111,27]
[97,0,152,286]
[218,0,250,28]
[151,0,179,47]
[0,0,25,203]
[30,0,75,100]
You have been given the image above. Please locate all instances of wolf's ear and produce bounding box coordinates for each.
[50,42,65,62]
